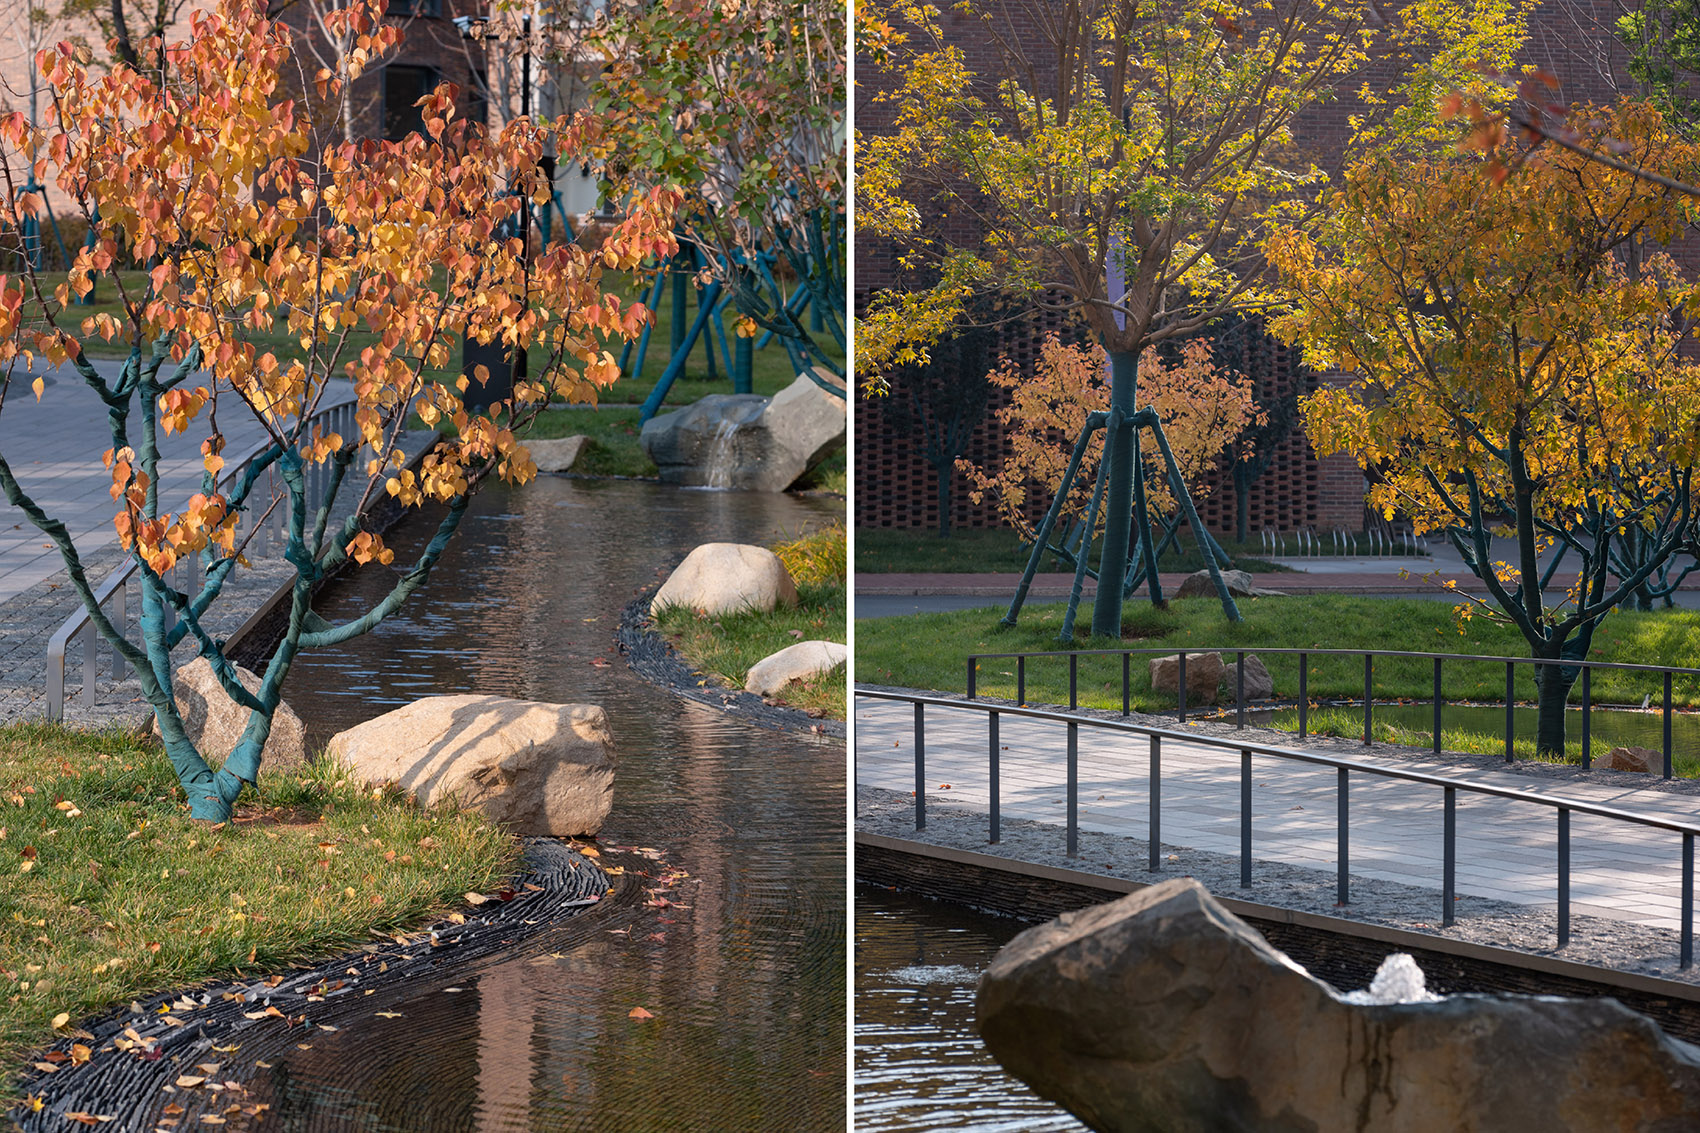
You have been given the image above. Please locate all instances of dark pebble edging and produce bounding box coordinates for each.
[618,591,846,740]
[9,839,614,1130]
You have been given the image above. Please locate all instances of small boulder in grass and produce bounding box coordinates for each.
[326,694,615,836]
[528,435,589,473]
[152,656,307,773]
[1600,745,1662,774]
[745,640,847,697]
[651,543,798,617]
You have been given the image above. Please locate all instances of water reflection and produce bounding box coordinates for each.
[855,887,1083,1131]
[209,478,845,1131]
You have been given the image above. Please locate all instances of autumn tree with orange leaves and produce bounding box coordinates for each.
[959,335,1260,639]
[0,0,677,820]
[1271,102,1700,758]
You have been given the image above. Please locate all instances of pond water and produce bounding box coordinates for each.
[855,886,1083,1131]
[183,478,846,1131]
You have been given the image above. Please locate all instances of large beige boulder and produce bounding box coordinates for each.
[325,695,615,836]
[1148,651,1222,706]
[745,640,847,696]
[638,370,846,491]
[528,435,588,473]
[651,543,797,616]
[1217,652,1274,701]
[1601,745,1661,774]
[980,878,1700,1133]
[152,656,306,773]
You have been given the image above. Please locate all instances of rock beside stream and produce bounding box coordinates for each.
[978,877,1700,1133]
[639,371,845,491]
[745,640,846,696]
[152,656,307,773]
[327,694,615,836]
[652,543,798,616]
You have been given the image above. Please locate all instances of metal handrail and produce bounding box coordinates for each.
[45,396,358,720]
[855,686,1700,967]
[966,645,1700,777]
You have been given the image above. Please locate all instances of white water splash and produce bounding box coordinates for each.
[886,964,980,986]
[1339,953,1443,1005]
[704,416,743,490]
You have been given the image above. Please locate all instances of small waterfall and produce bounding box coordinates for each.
[704,416,742,490]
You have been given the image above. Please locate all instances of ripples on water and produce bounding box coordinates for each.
[195,478,846,1132]
[855,887,1084,1131]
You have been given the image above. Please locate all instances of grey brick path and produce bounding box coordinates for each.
[0,359,425,729]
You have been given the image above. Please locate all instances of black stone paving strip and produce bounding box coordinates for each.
[9,839,616,1131]
[617,592,846,740]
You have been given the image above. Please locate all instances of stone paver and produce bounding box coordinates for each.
[856,694,1700,934]
[0,359,428,729]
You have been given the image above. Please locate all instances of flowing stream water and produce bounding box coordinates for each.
[179,478,845,1131]
[855,887,1082,1131]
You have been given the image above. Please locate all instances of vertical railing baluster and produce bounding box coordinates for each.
[1122,653,1130,717]
[79,622,97,709]
[1443,786,1456,927]
[1178,652,1187,723]
[1557,808,1570,950]
[1432,657,1442,756]
[1581,666,1592,770]
[1148,735,1161,872]
[1069,654,1078,710]
[988,711,1000,845]
[966,657,976,701]
[913,702,925,832]
[1240,748,1252,888]
[1337,767,1349,906]
[1236,651,1246,729]
[1506,662,1515,762]
[1685,833,1695,971]
[1298,653,1308,739]
[1363,654,1373,744]
[1017,657,1025,707]
[1066,720,1078,858]
[1664,672,1673,780]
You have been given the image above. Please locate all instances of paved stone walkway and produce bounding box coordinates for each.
[855,692,1700,935]
[0,358,427,728]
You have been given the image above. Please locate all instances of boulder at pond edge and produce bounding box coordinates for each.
[651,543,798,617]
[979,877,1700,1133]
[745,640,847,696]
[326,694,615,836]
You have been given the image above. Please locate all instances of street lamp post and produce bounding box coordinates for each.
[453,13,535,410]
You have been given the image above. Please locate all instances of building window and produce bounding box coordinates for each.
[382,64,436,140]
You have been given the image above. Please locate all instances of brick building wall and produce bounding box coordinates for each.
[854,0,1639,535]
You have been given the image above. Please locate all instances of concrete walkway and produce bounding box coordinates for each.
[855,692,1700,936]
[0,358,417,727]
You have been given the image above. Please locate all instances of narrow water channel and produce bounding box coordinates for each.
[188,478,845,1131]
[855,887,1083,1131]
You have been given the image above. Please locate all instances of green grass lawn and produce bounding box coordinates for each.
[0,723,516,1101]
[653,525,847,719]
[856,594,1700,714]
[854,526,1289,574]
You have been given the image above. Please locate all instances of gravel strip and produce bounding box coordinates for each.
[857,786,1700,985]
[855,684,1700,986]
[619,593,845,739]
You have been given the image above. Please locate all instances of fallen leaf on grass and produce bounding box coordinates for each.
[463,892,488,906]
[50,1012,68,1029]
[70,1043,91,1065]
[31,1062,56,1073]
[627,1007,654,1019]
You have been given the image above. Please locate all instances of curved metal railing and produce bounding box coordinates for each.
[45,395,358,720]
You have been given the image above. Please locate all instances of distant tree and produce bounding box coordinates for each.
[1271,102,1700,757]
